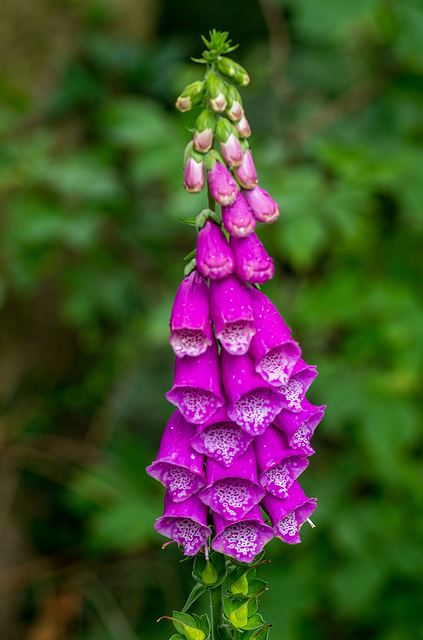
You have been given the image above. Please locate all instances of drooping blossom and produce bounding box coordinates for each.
[200,445,265,521]
[191,405,255,468]
[249,286,301,387]
[243,186,279,223]
[221,350,284,436]
[196,220,235,280]
[277,358,318,412]
[183,156,205,193]
[154,492,211,555]
[212,505,273,563]
[169,270,212,358]
[230,232,274,284]
[254,425,308,500]
[207,160,238,206]
[146,410,206,502]
[222,191,256,238]
[210,275,255,355]
[166,339,224,424]
[234,149,258,189]
[274,400,326,456]
[217,119,243,167]
[261,482,317,544]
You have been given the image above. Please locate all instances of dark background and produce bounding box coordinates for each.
[1,0,423,638]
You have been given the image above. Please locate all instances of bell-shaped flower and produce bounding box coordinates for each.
[254,425,308,500]
[212,505,274,563]
[210,275,255,355]
[196,220,236,280]
[217,120,243,167]
[277,358,318,412]
[170,270,213,358]
[221,350,284,436]
[230,233,274,284]
[249,287,301,387]
[261,482,317,544]
[274,400,326,456]
[191,405,254,468]
[206,156,238,206]
[166,339,224,424]
[200,445,265,521]
[154,492,211,556]
[234,149,258,189]
[146,411,206,502]
[222,191,256,238]
[243,186,279,224]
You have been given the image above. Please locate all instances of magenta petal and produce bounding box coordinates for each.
[191,405,254,468]
[274,401,326,455]
[210,276,255,355]
[212,505,274,562]
[207,161,238,206]
[170,271,213,358]
[200,445,265,521]
[230,233,274,284]
[222,191,256,238]
[166,340,224,424]
[221,350,284,436]
[234,149,258,190]
[254,425,308,499]
[261,482,317,544]
[249,287,301,386]
[146,411,206,502]
[277,359,318,412]
[196,220,236,280]
[243,186,279,223]
[154,492,211,555]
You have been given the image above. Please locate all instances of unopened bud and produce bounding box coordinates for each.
[216,57,250,86]
[235,116,251,138]
[217,120,243,167]
[207,73,227,112]
[194,109,216,153]
[226,86,244,121]
[176,81,205,112]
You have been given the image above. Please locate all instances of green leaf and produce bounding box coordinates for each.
[242,613,266,631]
[182,583,208,613]
[251,626,272,640]
[170,635,186,640]
[192,613,210,636]
[172,611,196,635]
[247,579,267,597]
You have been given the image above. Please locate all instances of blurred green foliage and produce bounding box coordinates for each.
[0,1,423,639]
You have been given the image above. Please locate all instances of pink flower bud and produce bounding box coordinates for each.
[183,156,205,193]
[219,133,243,167]
[243,185,280,223]
[196,220,236,280]
[230,232,274,284]
[207,161,238,206]
[194,128,213,153]
[226,100,244,122]
[234,149,258,189]
[235,116,251,138]
[222,191,256,238]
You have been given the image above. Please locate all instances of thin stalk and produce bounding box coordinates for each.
[209,583,223,640]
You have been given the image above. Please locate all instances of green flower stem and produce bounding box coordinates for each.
[209,583,223,640]
[207,184,216,212]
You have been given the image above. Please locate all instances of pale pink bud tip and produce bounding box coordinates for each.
[183,157,205,193]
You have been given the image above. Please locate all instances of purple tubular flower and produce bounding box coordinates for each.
[200,445,265,521]
[221,350,284,436]
[261,482,317,544]
[212,505,274,563]
[196,220,236,280]
[166,339,224,424]
[243,186,279,224]
[207,161,238,206]
[146,411,206,501]
[249,287,301,387]
[230,233,274,284]
[169,270,213,358]
[220,133,244,167]
[154,492,211,555]
[277,359,318,412]
[210,275,255,355]
[274,400,326,456]
[183,156,205,193]
[222,191,256,238]
[254,425,308,500]
[234,149,258,189]
[191,405,254,468]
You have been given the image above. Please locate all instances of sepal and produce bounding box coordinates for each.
[193,552,227,587]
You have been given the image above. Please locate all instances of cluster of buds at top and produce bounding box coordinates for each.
[148,32,325,572]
